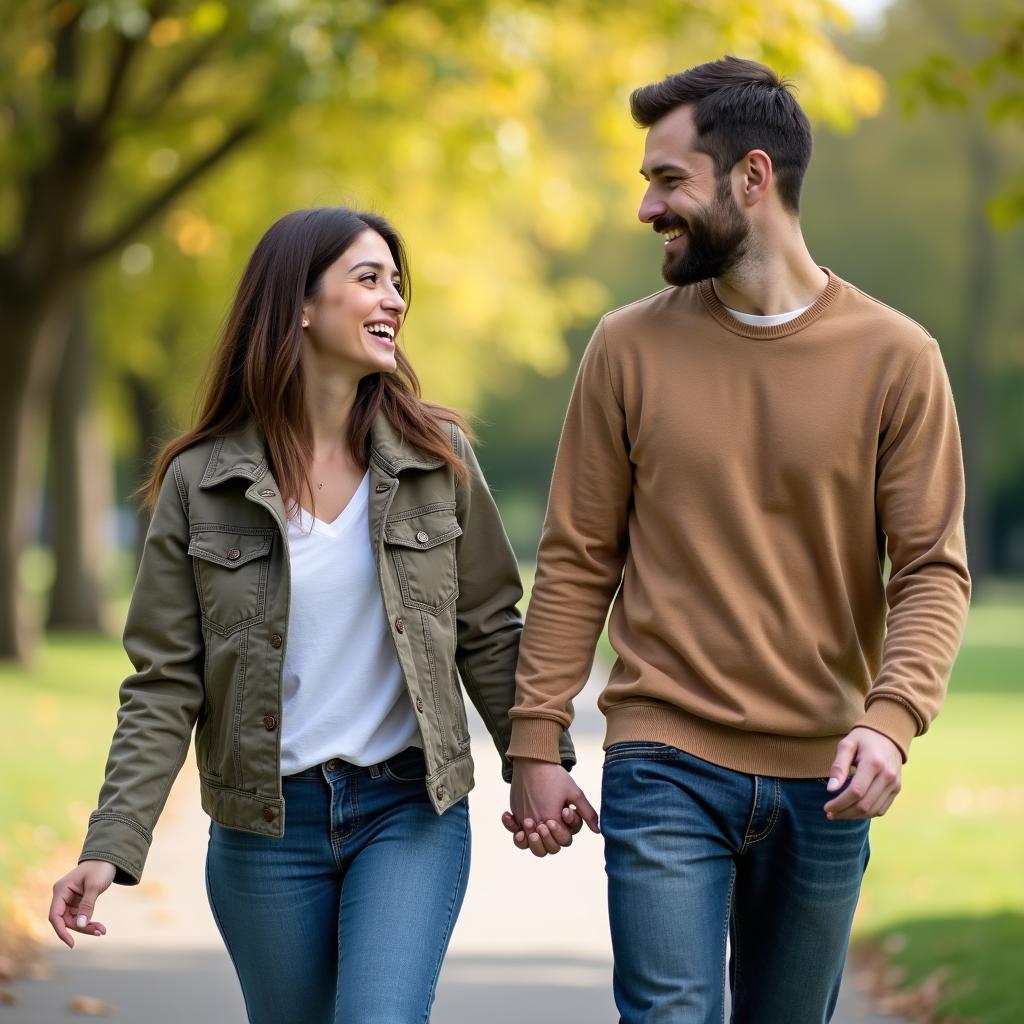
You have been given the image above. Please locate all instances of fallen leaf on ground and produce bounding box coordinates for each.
[69,994,115,1016]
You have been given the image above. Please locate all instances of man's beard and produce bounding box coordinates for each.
[658,177,750,287]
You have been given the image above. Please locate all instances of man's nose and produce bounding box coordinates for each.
[638,189,666,224]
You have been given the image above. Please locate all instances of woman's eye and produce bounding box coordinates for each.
[360,273,377,284]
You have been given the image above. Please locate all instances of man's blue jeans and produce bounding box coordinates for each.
[602,742,871,1024]
[205,746,470,1024]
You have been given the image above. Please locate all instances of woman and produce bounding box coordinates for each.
[47,207,575,1023]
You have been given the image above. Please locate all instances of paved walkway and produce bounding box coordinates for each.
[5,677,905,1023]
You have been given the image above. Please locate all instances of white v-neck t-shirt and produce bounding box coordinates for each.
[279,471,420,775]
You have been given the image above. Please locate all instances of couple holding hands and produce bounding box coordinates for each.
[49,57,970,1024]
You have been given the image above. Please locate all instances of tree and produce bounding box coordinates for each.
[898,0,1024,580]
[1,0,884,660]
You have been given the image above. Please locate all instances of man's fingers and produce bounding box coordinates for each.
[561,806,584,835]
[544,818,574,847]
[571,790,600,833]
[502,811,521,834]
[827,738,857,794]
[513,830,529,851]
[825,767,874,817]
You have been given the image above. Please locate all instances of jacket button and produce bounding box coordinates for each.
[415,696,424,713]
[416,530,429,544]
[270,633,283,648]
[263,715,277,731]
[395,618,405,634]
[259,488,276,498]
[435,785,446,801]
[226,547,241,561]
[375,482,390,493]
[262,806,275,822]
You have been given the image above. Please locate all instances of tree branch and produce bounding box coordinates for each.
[134,27,229,120]
[72,116,262,271]
[89,0,174,133]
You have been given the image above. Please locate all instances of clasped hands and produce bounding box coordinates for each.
[502,757,600,857]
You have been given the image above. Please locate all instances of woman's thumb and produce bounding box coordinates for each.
[75,881,103,928]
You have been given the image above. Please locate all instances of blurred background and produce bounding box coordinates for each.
[0,1,1021,1022]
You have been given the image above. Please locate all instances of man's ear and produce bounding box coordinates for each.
[739,149,773,206]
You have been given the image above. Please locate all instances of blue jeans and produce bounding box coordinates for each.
[602,742,870,1024]
[205,746,471,1024]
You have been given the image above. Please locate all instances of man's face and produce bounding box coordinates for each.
[638,104,750,286]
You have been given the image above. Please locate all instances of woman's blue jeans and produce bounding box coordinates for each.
[602,742,871,1024]
[205,746,470,1024]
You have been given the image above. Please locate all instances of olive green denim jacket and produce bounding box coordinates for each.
[80,415,575,884]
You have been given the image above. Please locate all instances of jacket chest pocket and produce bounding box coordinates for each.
[384,508,462,615]
[189,526,276,635]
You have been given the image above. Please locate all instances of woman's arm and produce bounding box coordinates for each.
[451,427,576,783]
[78,455,205,886]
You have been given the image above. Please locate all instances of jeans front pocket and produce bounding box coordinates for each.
[382,746,429,784]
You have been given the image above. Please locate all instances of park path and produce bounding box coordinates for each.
[5,670,907,1023]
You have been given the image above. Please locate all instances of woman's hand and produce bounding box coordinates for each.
[48,860,117,948]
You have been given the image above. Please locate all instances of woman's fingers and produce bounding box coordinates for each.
[48,885,75,948]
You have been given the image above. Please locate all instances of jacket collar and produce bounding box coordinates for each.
[199,413,444,490]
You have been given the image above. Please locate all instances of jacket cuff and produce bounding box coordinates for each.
[507,717,565,764]
[79,812,152,886]
[856,699,920,763]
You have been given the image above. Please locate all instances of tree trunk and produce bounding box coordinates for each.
[0,296,72,659]
[960,116,998,584]
[46,292,112,632]
[125,371,165,570]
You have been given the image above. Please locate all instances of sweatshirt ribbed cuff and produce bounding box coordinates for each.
[856,699,921,762]
[507,717,565,764]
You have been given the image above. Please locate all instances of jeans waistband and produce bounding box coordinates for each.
[283,746,424,782]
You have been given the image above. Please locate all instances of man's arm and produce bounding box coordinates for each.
[505,318,633,852]
[507,318,634,761]
[826,337,971,819]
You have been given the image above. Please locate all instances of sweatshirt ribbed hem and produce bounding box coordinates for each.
[604,701,848,779]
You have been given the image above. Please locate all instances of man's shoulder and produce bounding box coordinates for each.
[598,284,701,342]
[835,276,935,354]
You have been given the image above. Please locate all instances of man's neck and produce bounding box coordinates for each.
[712,234,828,316]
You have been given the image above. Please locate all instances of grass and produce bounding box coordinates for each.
[852,592,1024,1023]
[0,636,130,907]
[3,575,1021,1020]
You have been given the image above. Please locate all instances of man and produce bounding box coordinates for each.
[502,56,971,1023]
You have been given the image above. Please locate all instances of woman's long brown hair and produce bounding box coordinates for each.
[144,208,471,513]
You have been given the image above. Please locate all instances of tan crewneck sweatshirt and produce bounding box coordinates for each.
[507,269,971,777]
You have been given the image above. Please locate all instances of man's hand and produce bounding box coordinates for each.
[824,727,903,820]
[503,757,599,858]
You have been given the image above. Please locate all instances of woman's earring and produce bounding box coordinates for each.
[302,318,309,328]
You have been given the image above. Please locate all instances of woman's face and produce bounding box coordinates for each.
[302,229,406,377]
